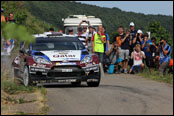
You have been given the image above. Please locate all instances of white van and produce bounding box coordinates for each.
[62,15,102,34]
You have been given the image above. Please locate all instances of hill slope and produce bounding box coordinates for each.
[25,1,173,37]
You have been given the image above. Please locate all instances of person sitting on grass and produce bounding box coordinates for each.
[129,44,146,74]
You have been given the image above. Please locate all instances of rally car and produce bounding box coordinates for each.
[12,32,101,87]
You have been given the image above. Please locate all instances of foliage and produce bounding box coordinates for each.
[148,21,173,45]
[1,1,57,34]
[25,1,173,38]
[148,21,173,58]
[1,23,35,44]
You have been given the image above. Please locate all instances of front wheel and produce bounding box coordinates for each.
[23,66,31,87]
[87,68,101,87]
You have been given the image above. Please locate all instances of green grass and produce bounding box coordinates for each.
[1,79,36,95]
[137,66,173,84]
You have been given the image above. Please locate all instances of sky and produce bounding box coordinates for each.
[76,1,173,16]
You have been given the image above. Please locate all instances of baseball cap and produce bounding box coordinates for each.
[137,29,143,34]
[130,22,135,26]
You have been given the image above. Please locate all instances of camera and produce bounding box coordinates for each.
[149,42,153,45]
[82,20,86,22]
[114,45,118,49]
[160,42,164,46]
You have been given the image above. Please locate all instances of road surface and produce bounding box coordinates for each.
[46,74,173,115]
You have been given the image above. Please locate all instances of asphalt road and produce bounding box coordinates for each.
[45,74,173,115]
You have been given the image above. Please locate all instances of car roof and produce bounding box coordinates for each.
[35,36,80,43]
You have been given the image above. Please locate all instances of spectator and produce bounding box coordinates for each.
[102,26,110,52]
[87,26,95,52]
[113,26,125,47]
[59,29,63,33]
[149,37,160,70]
[129,22,137,66]
[1,8,6,23]
[78,20,90,46]
[158,38,172,75]
[6,13,15,24]
[49,28,54,33]
[92,25,106,63]
[133,29,143,46]
[93,27,97,34]
[120,29,132,73]
[76,27,87,46]
[129,44,146,74]
[68,28,74,35]
[106,41,122,74]
[141,33,152,72]
[129,22,137,39]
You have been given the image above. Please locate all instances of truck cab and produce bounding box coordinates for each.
[62,15,102,34]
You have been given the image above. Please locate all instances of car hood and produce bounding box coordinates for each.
[40,50,81,61]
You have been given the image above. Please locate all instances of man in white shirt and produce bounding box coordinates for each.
[129,44,146,74]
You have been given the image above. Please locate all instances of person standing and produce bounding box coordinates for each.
[76,27,87,46]
[68,28,74,35]
[120,29,132,73]
[102,26,110,52]
[133,29,143,46]
[92,25,106,63]
[6,13,15,24]
[141,33,152,72]
[87,26,95,52]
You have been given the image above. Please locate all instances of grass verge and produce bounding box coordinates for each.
[137,66,173,85]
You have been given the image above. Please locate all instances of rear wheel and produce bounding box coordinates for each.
[23,66,31,87]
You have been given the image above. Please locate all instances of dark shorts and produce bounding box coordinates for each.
[145,57,152,68]
[95,52,104,63]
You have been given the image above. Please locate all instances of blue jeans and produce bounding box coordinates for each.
[95,52,104,63]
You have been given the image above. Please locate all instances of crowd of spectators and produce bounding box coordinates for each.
[72,20,173,75]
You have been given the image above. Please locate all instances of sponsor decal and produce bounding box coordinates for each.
[41,50,81,61]
[56,62,76,66]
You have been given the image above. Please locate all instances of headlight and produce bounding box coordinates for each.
[33,56,51,64]
[81,56,92,64]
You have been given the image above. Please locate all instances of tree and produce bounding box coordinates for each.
[148,21,173,47]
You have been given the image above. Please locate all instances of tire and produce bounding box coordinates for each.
[71,81,81,86]
[23,66,31,87]
[87,68,101,87]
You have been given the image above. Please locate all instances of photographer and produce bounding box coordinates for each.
[120,29,132,73]
[141,33,152,72]
[129,44,146,74]
[106,41,122,74]
[149,37,160,70]
[133,29,143,47]
[158,38,172,75]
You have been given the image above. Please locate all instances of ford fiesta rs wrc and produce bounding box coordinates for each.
[12,33,101,87]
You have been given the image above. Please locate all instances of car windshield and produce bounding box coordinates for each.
[32,37,85,51]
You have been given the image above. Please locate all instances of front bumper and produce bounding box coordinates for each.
[29,64,100,83]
